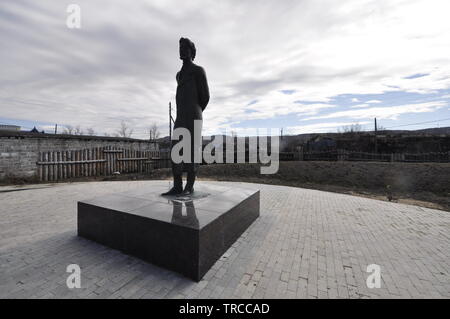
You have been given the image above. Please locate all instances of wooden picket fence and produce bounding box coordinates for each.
[36,146,165,182]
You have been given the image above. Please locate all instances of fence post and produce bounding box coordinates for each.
[38,152,42,181]
[46,152,50,181]
[104,146,108,175]
[49,151,53,181]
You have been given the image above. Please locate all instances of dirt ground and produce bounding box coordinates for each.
[140,161,450,212]
[2,161,449,212]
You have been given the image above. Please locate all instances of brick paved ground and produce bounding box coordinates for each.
[0,180,448,299]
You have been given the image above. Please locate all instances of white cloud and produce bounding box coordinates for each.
[366,100,382,104]
[350,103,370,108]
[0,0,450,137]
[305,101,447,121]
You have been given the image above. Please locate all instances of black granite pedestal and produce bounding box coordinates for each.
[77,182,260,281]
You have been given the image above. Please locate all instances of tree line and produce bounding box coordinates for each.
[62,120,160,142]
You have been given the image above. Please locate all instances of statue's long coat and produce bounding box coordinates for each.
[172,62,210,174]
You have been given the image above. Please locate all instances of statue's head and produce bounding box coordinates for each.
[179,37,196,61]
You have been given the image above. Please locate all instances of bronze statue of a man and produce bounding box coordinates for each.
[162,37,210,196]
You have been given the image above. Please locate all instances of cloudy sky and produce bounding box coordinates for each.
[1,0,450,138]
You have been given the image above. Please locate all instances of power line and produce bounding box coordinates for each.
[383,117,450,129]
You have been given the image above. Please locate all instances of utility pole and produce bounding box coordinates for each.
[374,117,378,154]
[54,124,58,134]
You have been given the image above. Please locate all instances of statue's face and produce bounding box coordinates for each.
[179,41,192,61]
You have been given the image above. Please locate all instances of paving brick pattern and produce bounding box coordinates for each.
[0,181,449,299]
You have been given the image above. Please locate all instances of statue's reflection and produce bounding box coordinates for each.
[171,199,199,229]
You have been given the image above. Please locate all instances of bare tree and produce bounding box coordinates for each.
[117,120,133,138]
[63,125,74,135]
[74,125,83,135]
[86,127,95,135]
[148,123,160,142]
[339,123,363,134]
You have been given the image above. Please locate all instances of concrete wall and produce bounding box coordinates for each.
[0,132,158,181]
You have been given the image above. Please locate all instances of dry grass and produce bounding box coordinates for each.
[143,161,450,211]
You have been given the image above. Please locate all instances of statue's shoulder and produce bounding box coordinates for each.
[193,64,206,76]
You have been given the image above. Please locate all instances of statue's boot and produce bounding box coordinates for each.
[181,172,195,196]
[161,174,183,196]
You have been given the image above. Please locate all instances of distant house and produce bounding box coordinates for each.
[0,124,21,131]
[306,135,336,151]
[30,126,45,134]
